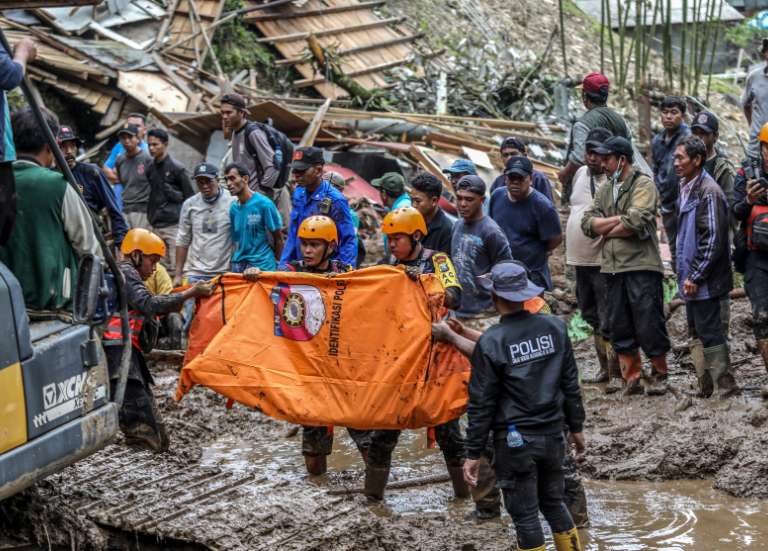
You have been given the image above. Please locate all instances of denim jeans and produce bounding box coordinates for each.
[183,274,211,333]
[494,432,574,549]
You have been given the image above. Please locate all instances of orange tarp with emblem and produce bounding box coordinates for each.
[176,266,471,429]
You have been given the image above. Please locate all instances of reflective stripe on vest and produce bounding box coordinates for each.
[102,311,145,350]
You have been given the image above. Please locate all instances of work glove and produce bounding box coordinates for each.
[405,265,422,281]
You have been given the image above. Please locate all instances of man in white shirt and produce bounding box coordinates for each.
[565,128,621,392]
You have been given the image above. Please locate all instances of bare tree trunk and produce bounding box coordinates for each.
[558,0,569,75]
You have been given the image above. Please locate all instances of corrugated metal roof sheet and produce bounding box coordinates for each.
[574,0,742,28]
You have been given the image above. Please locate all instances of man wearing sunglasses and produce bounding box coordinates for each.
[490,137,554,202]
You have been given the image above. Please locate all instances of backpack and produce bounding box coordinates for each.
[243,120,295,190]
[747,204,768,251]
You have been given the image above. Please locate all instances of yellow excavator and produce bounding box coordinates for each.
[0,0,131,501]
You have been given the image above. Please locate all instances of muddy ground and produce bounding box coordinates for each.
[3,243,768,548]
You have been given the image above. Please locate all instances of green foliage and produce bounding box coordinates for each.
[568,310,593,342]
[725,21,762,50]
[708,77,742,97]
[211,12,274,76]
[663,277,678,304]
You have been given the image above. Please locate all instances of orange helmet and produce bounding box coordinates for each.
[298,215,338,244]
[121,228,166,257]
[381,207,428,236]
[759,123,768,144]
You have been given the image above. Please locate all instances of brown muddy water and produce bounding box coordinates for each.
[202,422,768,551]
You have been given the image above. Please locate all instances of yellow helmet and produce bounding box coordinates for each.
[121,228,166,257]
[759,123,768,144]
[381,207,428,236]
[298,215,338,244]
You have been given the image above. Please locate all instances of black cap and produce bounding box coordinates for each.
[504,155,533,178]
[500,137,526,153]
[691,111,719,134]
[193,162,218,180]
[456,174,486,195]
[593,136,633,158]
[221,93,248,111]
[291,146,324,171]
[58,126,83,145]
[585,128,613,152]
[118,123,140,138]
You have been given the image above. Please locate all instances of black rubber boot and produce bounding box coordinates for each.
[364,466,390,501]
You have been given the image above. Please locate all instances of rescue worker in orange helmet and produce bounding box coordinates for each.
[102,228,213,452]
[361,207,467,501]
[243,216,370,475]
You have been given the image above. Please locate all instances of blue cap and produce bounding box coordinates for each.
[442,158,477,175]
[477,261,543,302]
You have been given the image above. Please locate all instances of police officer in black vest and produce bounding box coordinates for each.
[463,261,586,551]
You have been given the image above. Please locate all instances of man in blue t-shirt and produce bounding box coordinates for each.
[489,156,562,290]
[225,162,284,271]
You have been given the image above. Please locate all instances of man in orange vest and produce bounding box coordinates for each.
[103,228,212,452]
[243,216,371,475]
[363,207,468,501]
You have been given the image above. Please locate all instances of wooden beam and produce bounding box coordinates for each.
[293,57,410,88]
[152,0,180,51]
[257,17,406,44]
[275,33,423,67]
[244,1,385,21]
[299,99,331,147]
[151,53,202,109]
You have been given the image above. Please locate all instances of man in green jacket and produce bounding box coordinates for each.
[0,107,100,312]
[581,137,671,396]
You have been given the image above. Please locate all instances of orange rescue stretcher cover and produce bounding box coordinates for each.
[175,265,471,429]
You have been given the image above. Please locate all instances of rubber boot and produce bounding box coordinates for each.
[618,352,642,396]
[689,339,713,398]
[553,527,584,551]
[645,355,669,396]
[447,464,471,499]
[604,341,623,394]
[757,339,768,399]
[518,546,546,551]
[123,391,169,453]
[704,343,738,399]
[304,454,327,476]
[364,466,390,501]
[582,334,609,383]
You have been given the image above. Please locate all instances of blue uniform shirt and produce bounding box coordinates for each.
[0,45,23,161]
[280,179,358,267]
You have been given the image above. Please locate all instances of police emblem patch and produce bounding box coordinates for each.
[271,283,326,341]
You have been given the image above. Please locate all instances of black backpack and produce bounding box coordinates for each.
[243,120,295,189]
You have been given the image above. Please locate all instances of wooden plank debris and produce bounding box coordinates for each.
[246,0,420,99]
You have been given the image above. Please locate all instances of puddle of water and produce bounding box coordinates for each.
[201,429,768,550]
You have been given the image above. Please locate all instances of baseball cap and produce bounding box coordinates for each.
[58,126,83,145]
[585,128,613,152]
[324,171,348,190]
[371,172,406,195]
[504,155,534,178]
[442,158,477,175]
[691,111,719,134]
[477,261,543,303]
[500,137,526,153]
[456,174,486,195]
[221,93,248,111]
[593,136,633,158]
[118,123,140,138]
[291,146,325,171]
[193,162,218,180]
[582,72,610,95]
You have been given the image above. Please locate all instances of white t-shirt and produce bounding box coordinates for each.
[565,165,607,266]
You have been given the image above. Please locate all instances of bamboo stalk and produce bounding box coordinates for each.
[680,0,688,92]
[558,0,569,75]
[634,0,642,94]
[600,0,606,74]
[706,0,724,101]
[694,0,716,96]
[606,0,618,80]
[664,0,673,89]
